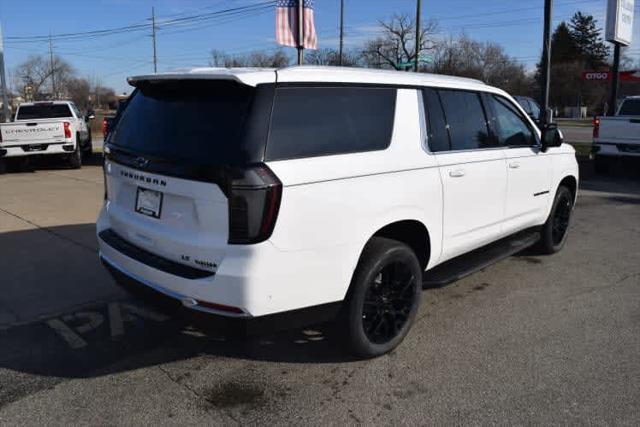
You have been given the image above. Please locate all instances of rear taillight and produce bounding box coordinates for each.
[592,117,600,139]
[227,164,282,244]
[102,118,108,137]
[63,121,71,139]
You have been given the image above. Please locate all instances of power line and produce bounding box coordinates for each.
[5,1,275,44]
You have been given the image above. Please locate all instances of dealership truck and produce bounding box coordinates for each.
[0,101,93,169]
[593,96,640,172]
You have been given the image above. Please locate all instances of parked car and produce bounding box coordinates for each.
[592,96,640,173]
[102,98,129,140]
[97,66,578,358]
[0,100,94,169]
[514,96,542,128]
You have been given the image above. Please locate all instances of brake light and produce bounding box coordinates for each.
[592,117,600,139]
[227,164,282,244]
[102,118,108,137]
[63,121,71,139]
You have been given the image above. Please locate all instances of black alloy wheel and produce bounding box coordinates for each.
[534,185,574,254]
[341,237,422,358]
[551,192,572,246]
[362,261,417,345]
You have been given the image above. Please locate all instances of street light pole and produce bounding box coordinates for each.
[49,32,56,99]
[540,0,553,124]
[297,0,304,65]
[152,7,158,73]
[339,0,344,66]
[608,43,620,116]
[414,0,422,72]
[0,22,10,122]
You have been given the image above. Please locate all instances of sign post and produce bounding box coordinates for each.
[541,0,554,125]
[606,0,635,115]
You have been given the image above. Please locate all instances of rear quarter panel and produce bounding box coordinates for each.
[266,89,442,305]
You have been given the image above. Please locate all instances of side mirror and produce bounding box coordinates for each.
[541,122,564,152]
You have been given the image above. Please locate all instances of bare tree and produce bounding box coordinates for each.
[361,14,437,70]
[209,49,290,68]
[428,36,532,94]
[305,48,361,66]
[66,77,91,110]
[14,55,74,100]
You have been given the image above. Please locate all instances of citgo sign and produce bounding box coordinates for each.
[582,70,640,82]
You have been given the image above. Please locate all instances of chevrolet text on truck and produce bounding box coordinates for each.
[0,101,93,169]
[97,66,578,358]
[593,96,640,173]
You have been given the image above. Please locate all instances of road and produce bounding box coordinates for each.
[1,159,639,424]
[558,123,592,144]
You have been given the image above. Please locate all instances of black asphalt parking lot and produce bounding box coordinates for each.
[1,159,639,424]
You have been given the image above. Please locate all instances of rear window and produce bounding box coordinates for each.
[17,104,73,120]
[618,99,640,116]
[110,80,257,165]
[266,87,396,160]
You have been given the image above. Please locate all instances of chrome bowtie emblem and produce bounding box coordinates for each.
[135,157,149,168]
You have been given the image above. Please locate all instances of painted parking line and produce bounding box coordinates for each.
[46,301,171,349]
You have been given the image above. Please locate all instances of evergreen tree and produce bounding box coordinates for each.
[550,22,579,64]
[568,12,610,68]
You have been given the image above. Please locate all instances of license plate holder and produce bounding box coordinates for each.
[135,187,163,219]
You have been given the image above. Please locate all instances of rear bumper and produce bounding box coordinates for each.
[0,141,76,158]
[593,142,640,157]
[100,254,341,334]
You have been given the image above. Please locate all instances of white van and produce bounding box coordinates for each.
[97,66,578,357]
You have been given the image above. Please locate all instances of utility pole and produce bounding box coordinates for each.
[339,0,344,66]
[540,0,553,124]
[608,44,620,116]
[414,0,422,72]
[152,7,158,73]
[0,22,10,122]
[49,32,56,99]
[297,0,304,65]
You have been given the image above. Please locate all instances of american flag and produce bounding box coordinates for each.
[275,0,317,50]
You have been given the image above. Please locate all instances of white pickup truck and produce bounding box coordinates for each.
[593,96,640,172]
[0,101,93,169]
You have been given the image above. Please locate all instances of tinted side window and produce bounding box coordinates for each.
[487,95,535,146]
[266,87,396,160]
[528,99,541,119]
[422,88,450,152]
[618,99,640,116]
[438,90,492,150]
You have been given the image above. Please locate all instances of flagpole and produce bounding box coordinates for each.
[297,0,304,65]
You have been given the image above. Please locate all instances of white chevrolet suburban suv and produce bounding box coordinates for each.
[0,100,93,169]
[97,66,578,358]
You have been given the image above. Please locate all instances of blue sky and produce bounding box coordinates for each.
[1,0,639,94]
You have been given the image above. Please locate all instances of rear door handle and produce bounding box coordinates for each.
[509,161,521,169]
[449,169,465,178]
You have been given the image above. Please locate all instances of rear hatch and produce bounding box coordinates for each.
[2,103,73,145]
[102,78,278,276]
[599,117,640,143]
[1,120,67,145]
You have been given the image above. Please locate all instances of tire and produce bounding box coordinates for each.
[534,186,574,255]
[594,155,610,175]
[82,133,93,159]
[68,138,82,169]
[339,237,422,358]
[0,159,6,174]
